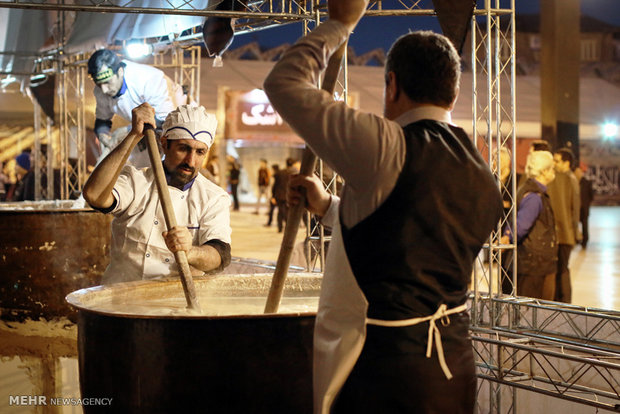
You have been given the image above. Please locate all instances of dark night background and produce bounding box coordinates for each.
[229,0,619,54]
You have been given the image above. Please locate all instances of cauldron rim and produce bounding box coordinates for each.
[66,273,321,320]
[0,209,95,215]
[0,200,94,213]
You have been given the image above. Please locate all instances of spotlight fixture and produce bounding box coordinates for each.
[602,122,618,140]
[125,42,153,59]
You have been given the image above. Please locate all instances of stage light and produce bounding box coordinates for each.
[125,42,152,59]
[602,122,618,139]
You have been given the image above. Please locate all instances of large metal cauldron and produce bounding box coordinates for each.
[66,273,321,413]
[0,201,112,321]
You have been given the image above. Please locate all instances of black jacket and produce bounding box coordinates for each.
[516,178,558,277]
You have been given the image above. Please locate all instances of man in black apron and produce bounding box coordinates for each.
[265,0,503,411]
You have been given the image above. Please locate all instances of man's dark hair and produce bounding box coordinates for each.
[285,157,295,167]
[87,49,125,77]
[556,147,574,166]
[530,140,551,152]
[385,31,461,108]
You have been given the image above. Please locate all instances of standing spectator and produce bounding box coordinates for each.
[12,151,34,201]
[517,140,551,188]
[271,158,295,232]
[254,158,271,214]
[265,164,280,227]
[501,151,557,300]
[227,155,241,211]
[574,165,594,249]
[547,148,580,303]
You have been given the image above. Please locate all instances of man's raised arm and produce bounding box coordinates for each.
[82,103,156,209]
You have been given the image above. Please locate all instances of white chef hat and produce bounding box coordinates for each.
[162,105,217,148]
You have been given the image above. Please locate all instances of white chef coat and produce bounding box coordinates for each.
[264,20,454,413]
[102,165,231,285]
[94,60,186,169]
[94,59,183,123]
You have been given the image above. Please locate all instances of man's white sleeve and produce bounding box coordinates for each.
[146,72,175,122]
[199,192,232,245]
[320,195,340,228]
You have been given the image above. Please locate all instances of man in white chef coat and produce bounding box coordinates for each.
[83,103,231,284]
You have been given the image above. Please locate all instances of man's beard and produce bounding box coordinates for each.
[169,163,197,188]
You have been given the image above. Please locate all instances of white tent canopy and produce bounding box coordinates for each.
[0,9,51,76]
[1,2,211,78]
[65,1,209,54]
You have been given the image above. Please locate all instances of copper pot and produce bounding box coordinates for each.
[66,274,321,413]
[1,202,112,321]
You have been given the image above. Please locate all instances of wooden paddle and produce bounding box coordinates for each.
[144,124,201,311]
[264,42,348,314]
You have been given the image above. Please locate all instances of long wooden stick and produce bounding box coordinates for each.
[264,42,348,314]
[144,125,201,311]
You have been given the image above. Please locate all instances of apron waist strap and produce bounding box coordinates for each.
[366,303,468,380]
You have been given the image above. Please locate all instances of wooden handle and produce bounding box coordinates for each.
[264,42,348,314]
[144,125,201,311]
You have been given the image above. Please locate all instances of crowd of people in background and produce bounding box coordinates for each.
[197,153,301,234]
[501,140,594,303]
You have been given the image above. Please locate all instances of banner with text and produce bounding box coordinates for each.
[224,89,358,144]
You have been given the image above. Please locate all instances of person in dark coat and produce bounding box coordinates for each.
[12,151,34,201]
[547,148,580,303]
[502,151,558,300]
[574,165,594,249]
[271,158,295,232]
[265,164,280,227]
[254,158,271,214]
[227,155,241,211]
